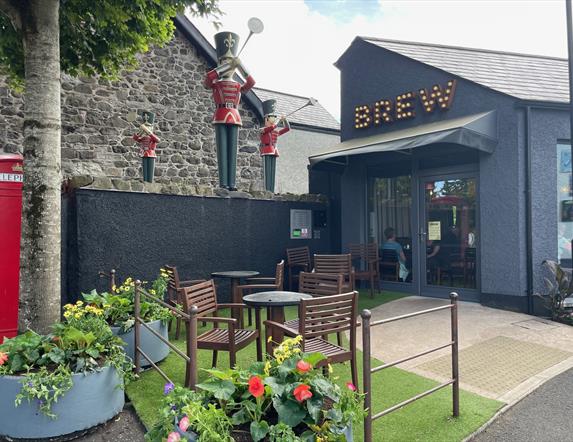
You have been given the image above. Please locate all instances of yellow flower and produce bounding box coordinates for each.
[267,335,273,343]
[328,364,333,374]
[150,289,156,295]
[63,311,72,319]
[74,313,82,319]
[111,285,116,291]
[76,300,83,306]
[264,361,271,376]
[63,304,73,310]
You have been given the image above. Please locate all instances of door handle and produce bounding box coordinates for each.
[418,231,427,242]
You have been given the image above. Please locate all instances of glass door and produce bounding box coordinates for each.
[419,175,478,297]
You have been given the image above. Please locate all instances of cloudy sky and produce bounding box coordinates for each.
[192,0,568,120]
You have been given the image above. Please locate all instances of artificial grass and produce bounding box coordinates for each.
[126,290,501,441]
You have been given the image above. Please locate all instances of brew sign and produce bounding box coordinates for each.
[354,79,457,130]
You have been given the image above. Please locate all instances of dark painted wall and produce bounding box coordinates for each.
[64,189,332,302]
[332,39,528,302]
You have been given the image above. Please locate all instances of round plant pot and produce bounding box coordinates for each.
[0,366,124,439]
[111,319,169,367]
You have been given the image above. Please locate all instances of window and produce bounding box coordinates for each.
[557,143,573,266]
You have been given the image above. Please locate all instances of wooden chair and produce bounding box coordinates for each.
[181,280,261,367]
[286,246,311,290]
[349,243,381,298]
[164,265,205,339]
[283,271,344,344]
[380,249,400,281]
[313,254,355,291]
[236,260,285,327]
[264,291,359,389]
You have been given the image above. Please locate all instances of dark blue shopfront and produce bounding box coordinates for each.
[310,37,573,314]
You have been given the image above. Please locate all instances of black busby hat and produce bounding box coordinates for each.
[139,110,155,125]
[214,31,240,60]
[262,99,277,117]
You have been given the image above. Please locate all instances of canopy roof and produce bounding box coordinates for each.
[309,111,497,166]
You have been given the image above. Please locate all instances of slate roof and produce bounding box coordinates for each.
[360,37,570,103]
[253,87,340,132]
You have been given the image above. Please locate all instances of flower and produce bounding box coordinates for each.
[296,360,312,374]
[178,415,190,432]
[264,361,271,376]
[328,364,334,374]
[0,352,8,366]
[163,382,175,395]
[293,384,313,403]
[346,382,357,392]
[248,376,264,398]
[167,432,181,442]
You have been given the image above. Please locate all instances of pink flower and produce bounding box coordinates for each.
[293,384,313,403]
[296,360,312,374]
[248,376,265,398]
[167,432,181,442]
[346,382,357,392]
[0,352,8,366]
[178,416,190,432]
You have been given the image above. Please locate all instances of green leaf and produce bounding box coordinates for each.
[250,421,269,442]
[264,376,287,396]
[274,398,306,427]
[249,361,266,375]
[326,407,343,423]
[231,408,249,425]
[306,397,323,423]
[196,378,236,400]
[311,378,339,401]
[303,352,326,367]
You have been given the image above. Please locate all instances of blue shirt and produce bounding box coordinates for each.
[382,241,405,264]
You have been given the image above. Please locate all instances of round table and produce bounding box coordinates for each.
[243,291,313,347]
[211,271,260,324]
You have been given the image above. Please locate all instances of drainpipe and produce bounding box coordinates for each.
[525,105,533,315]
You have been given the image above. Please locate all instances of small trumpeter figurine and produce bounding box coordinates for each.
[259,99,290,193]
[205,32,256,191]
[132,111,160,183]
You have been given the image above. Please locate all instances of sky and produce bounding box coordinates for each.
[192,0,569,121]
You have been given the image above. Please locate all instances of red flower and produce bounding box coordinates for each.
[248,376,265,398]
[346,381,357,392]
[0,352,8,366]
[296,360,312,374]
[293,384,313,403]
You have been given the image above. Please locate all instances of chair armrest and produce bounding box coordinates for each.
[201,316,237,325]
[245,277,276,283]
[263,320,297,337]
[179,279,206,287]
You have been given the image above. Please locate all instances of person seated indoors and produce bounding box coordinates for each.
[382,227,409,281]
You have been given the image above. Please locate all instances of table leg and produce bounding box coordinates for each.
[255,307,262,361]
[230,278,242,328]
[269,306,286,344]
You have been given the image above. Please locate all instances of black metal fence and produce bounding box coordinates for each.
[361,292,460,442]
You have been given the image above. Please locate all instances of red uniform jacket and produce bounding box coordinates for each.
[259,124,290,156]
[205,70,256,126]
[133,133,159,158]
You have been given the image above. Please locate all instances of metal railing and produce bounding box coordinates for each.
[134,280,198,389]
[98,268,116,291]
[361,292,459,442]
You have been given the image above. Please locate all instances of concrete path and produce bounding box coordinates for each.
[359,296,573,405]
[470,367,573,441]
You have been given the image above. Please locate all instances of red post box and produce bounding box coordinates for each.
[0,153,23,342]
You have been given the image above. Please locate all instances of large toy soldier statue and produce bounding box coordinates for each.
[132,111,160,183]
[205,32,255,190]
[259,99,290,192]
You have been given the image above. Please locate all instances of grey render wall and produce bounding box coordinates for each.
[65,189,332,302]
[275,128,339,195]
[331,40,527,301]
[529,107,570,295]
[0,30,264,193]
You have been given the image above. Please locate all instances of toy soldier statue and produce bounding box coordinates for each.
[205,32,256,190]
[259,99,290,192]
[132,111,160,183]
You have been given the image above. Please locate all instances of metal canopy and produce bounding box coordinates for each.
[309,110,498,166]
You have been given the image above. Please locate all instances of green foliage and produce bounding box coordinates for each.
[147,336,362,441]
[0,304,132,417]
[0,0,221,87]
[82,273,174,331]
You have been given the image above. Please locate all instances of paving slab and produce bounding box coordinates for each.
[358,296,573,404]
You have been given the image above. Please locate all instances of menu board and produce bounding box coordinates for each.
[428,221,441,241]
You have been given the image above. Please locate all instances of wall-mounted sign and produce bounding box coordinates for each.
[290,209,312,239]
[428,221,441,241]
[354,79,457,130]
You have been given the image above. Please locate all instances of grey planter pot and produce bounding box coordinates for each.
[111,319,169,367]
[0,366,124,439]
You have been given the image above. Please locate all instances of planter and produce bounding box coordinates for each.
[230,424,353,441]
[0,366,124,439]
[111,319,169,366]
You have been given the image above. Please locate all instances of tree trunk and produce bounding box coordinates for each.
[18,0,61,333]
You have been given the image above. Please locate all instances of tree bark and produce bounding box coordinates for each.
[18,0,61,333]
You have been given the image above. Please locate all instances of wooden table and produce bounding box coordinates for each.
[211,270,259,325]
[243,291,313,346]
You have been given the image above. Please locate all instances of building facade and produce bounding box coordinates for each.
[310,37,572,313]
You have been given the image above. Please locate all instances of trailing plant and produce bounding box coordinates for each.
[146,336,363,441]
[0,303,133,418]
[83,270,173,332]
[536,260,573,325]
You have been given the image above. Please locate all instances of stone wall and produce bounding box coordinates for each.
[0,30,265,193]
